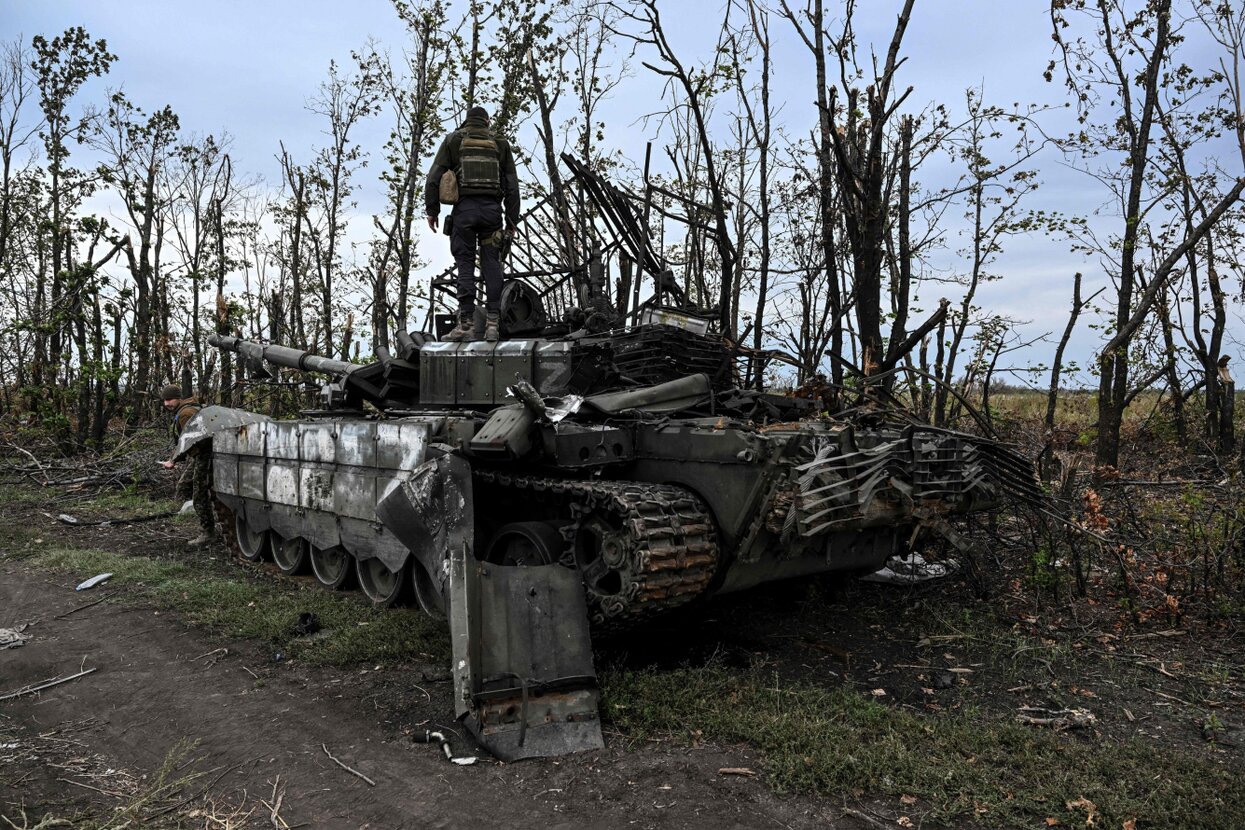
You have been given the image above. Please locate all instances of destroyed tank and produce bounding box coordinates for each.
[188,154,1040,762]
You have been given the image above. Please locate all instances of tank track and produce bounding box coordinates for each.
[475,471,719,625]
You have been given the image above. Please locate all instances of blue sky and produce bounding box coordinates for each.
[5,0,1241,384]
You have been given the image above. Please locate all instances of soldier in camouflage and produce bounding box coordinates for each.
[160,383,218,547]
[425,105,520,343]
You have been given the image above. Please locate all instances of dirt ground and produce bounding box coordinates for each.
[3,476,1244,829]
[1,565,850,830]
[0,484,862,829]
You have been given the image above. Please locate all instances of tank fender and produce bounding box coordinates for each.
[175,405,271,460]
[376,452,475,601]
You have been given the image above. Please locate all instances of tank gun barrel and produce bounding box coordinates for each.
[208,333,356,376]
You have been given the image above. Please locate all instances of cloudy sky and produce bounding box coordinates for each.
[5,0,1241,384]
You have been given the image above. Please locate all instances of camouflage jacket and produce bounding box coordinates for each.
[171,400,202,439]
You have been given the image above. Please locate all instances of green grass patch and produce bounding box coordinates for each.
[602,664,1239,828]
[86,489,184,515]
[27,546,449,667]
[0,480,48,508]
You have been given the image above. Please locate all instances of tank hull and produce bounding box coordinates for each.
[209,406,1020,622]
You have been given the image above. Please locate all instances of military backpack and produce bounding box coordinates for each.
[456,128,502,197]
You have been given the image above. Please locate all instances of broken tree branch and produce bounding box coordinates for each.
[0,668,98,701]
[878,298,949,374]
[321,743,376,787]
[53,594,114,620]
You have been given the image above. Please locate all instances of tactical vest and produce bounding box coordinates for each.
[457,128,502,197]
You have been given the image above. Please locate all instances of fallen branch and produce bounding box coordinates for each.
[0,668,98,701]
[841,807,890,829]
[55,510,179,527]
[54,594,114,620]
[265,776,288,830]
[192,648,228,663]
[5,442,49,485]
[321,743,375,787]
[144,761,243,820]
[1098,479,1223,488]
[1015,706,1096,731]
[56,776,124,797]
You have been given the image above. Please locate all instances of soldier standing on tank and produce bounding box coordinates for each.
[425,105,520,343]
[159,384,218,547]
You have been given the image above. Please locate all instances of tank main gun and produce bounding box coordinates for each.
[208,332,399,411]
[208,333,357,377]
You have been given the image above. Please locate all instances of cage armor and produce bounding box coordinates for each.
[457,127,502,198]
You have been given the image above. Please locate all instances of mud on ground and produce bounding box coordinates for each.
[2,473,1243,829]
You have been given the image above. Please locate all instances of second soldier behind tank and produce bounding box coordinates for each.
[159,383,218,548]
[425,105,520,343]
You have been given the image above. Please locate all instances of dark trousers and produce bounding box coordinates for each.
[180,446,215,534]
[450,196,504,318]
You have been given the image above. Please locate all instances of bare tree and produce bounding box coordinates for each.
[276,143,311,350]
[362,7,451,347]
[30,28,115,386]
[820,0,916,375]
[93,91,180,415]
[726,0,775,388]
[778,0,846,386]
[305,60,379,358]
[1049,0,1245,467]
[167,133,238,398]
[0,37,37,274]
[932,89,1044,424]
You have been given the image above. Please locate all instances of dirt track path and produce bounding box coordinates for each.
[1,565,840,829]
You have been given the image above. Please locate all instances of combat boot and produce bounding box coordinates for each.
[443,317,475,342]
[188,530,219,549]
[484,312,500,342]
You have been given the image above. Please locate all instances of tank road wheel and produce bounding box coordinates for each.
[484,521,566,566]
[234,515,269,562]
[271,534,308,575]
[573,515,629,601]
[357,557,409,607]
[310,544,354,590]
[410,561,445,617]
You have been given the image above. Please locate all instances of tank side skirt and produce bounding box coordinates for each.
[211,418,433,574]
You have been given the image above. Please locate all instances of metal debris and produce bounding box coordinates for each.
[0,626,31,650]
[412,729,477,766]
[860,553,959,585]
[75,573,113,591]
